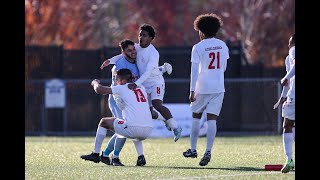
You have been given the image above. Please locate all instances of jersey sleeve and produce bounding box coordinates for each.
[109,54,124,64]
[191,45,200,63]
[111,85,123,96]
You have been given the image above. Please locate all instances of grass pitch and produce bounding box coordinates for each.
[25,135,295,179]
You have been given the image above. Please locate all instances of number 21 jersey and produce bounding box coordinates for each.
[191,38,230,94]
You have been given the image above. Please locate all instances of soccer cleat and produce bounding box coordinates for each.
[173,127,182,142]
[100,152,111,165]
[136,155,146,166]
[80,152,100,163]
[183,149,198,158]
[281,159,294,173]
[112,157,125,166]
[163,62,173,75]
[199,151,211,166]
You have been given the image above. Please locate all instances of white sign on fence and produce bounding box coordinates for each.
[45,79,66,108]
[150,103,207,138]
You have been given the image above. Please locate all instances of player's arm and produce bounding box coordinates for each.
[134,51,159,87]
[91,79,113,95]
[100,54,124,70]
[274,57,290,109]
[281,64,295,86]
[190,62,199,102]
[223,44,230,72]
[189,46,200,102]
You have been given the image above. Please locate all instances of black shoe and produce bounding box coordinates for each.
[136,155,146,166]
[112,157,124,166]
[199,151,211,166]
[80,152,100,163]
[183,149,197,158]
[100,152,111,165]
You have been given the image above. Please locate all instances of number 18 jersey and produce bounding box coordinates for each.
[111,84,153,128]
[191,38,229,94]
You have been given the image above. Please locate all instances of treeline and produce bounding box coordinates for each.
[25,0,294,67]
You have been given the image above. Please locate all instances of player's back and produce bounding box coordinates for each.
[111,84,153,128]
[192,38,229,94]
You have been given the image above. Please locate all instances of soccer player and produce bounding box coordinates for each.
[182,13,229,166]
[81,39,172,166]
[101,24,182,142]
[274,34,295,173]
[81,68,153,166]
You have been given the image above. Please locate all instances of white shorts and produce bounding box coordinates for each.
[282,100,295,120]
[113,118,153,140]
[190,92,224,116]
[145,83,165,106]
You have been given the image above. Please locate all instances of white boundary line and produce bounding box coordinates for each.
[157,171,294,180]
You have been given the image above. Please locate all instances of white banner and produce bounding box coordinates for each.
[150,103,207,138]
[45,79,66,108]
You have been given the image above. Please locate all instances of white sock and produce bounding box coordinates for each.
[206,120,217,152]
[190,118,200,151]
[93,126,107,153]
[133,140,144,156]
[166,118,178,130]
[292,127,295,141]
[283,133,293,160]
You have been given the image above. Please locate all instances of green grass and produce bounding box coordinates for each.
[25,135,295,180]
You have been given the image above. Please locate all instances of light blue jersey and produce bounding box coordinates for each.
[109,56,140,119]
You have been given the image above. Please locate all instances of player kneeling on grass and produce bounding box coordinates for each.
[80,68,153,166]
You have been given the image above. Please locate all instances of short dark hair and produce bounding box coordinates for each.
[119,39,135,51]
[194,13,223,37]
[140,24,156,39]
[116,68,133,81]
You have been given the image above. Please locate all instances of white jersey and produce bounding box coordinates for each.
[286,46,295,101]
[191,38,229,94]
[134,43,164,88]
[111,84,153,128]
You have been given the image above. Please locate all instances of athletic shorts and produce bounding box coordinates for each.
[190,92,224,116]
[282,99,295,120]
[113,118,153,140]
[145,83,165,106]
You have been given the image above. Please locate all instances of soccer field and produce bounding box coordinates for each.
[25,135,295,179]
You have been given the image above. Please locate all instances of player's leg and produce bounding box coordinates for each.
[281,118,295,173]
[150,105,171,131]
[80,117,116,163]
[183,111,202,158]
[281,101,295,173]
[150,84,182,141]
[133,140,146,166]
[101,95,126,165]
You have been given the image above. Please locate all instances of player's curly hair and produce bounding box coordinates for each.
[194,13,223,37]
[140,24,156,39]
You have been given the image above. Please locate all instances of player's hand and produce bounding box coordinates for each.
[100,59,110,70]
[280,78,288,86]
[273,97,287,109]
[91,79,100,86]
[127,83,137,90]
[189,91,196,102]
